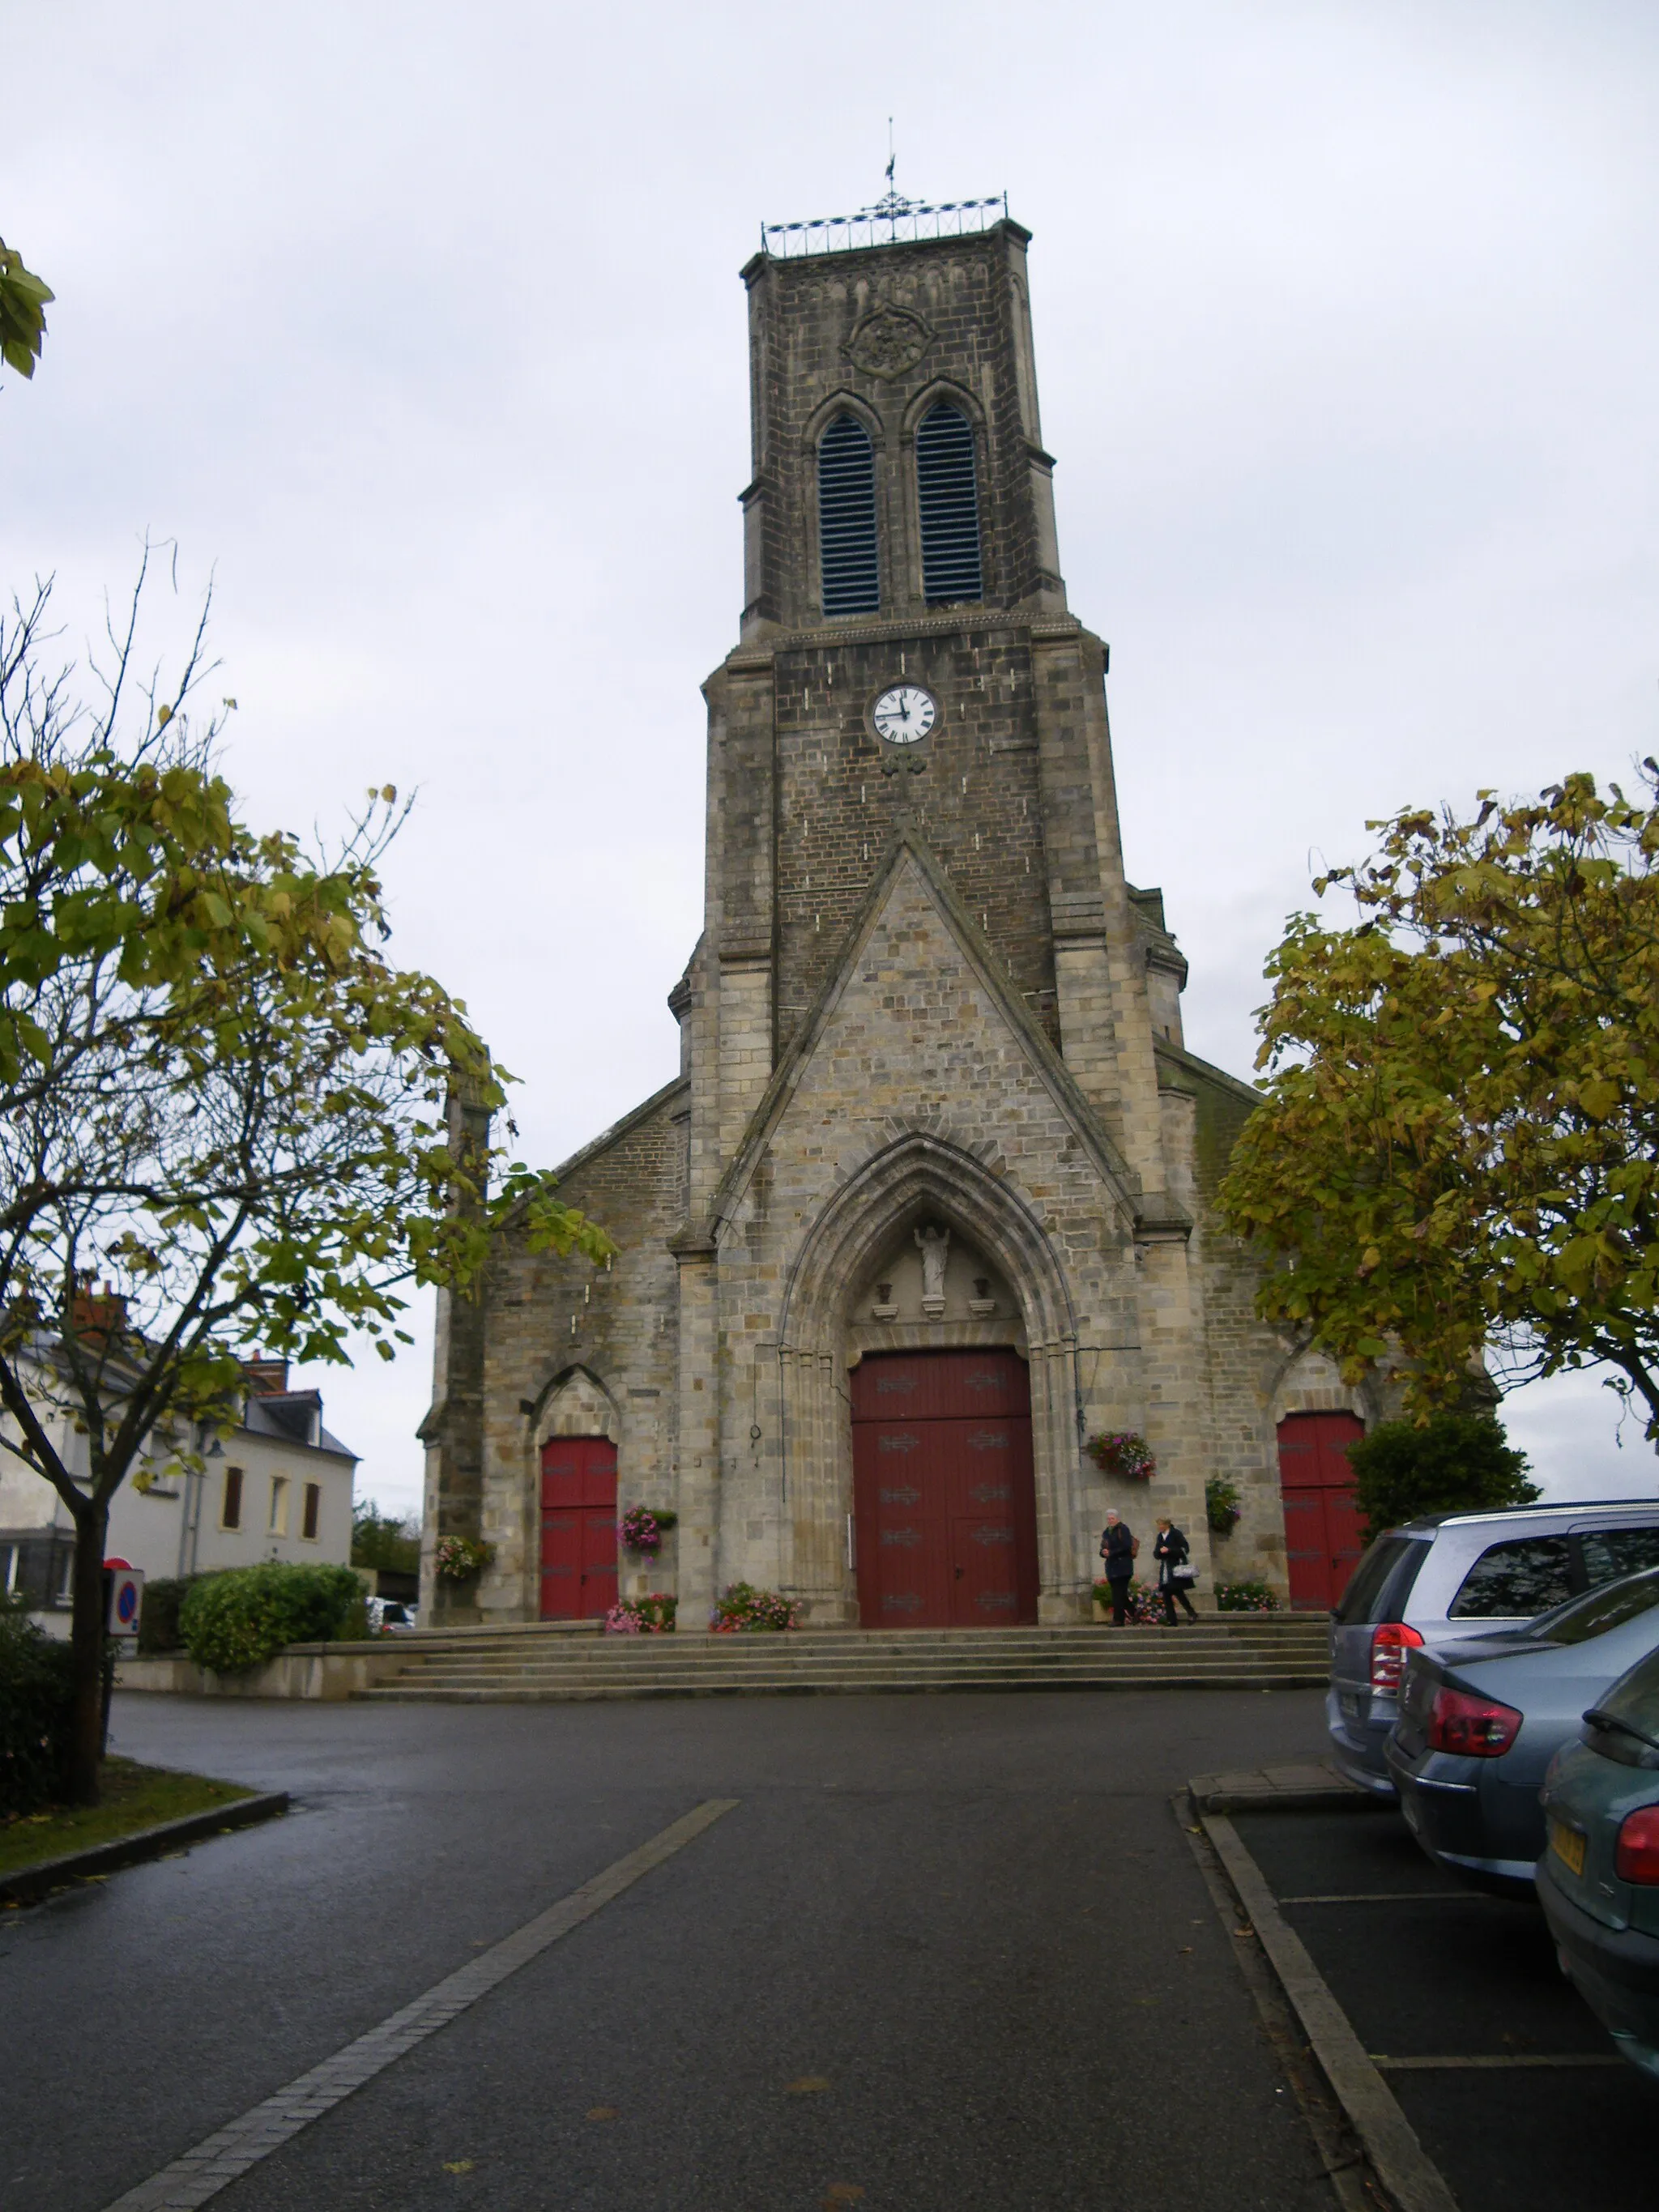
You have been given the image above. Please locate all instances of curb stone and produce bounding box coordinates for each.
[1194,1794,1461,2212]
[1188,1762,1376,1815]
[0,1791,289,1906]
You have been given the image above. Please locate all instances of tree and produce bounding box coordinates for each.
[1220,769,1659,1448]
[352,1497,421,1576]
[0,237,53,381]
[1347,1414,1538,1542]
[0,559,612,1801]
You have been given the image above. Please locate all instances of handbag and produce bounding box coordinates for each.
[1173,1562,1197,1583]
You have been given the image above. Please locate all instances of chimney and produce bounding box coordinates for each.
[70,1284,128,1349]
[242,1356,291,1397]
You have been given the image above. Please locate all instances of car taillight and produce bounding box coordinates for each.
[1615,1807,1659,1885]
[1370,1622,1424,1695]
[1426,1686,1523,1758]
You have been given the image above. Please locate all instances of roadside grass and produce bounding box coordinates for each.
[0,1758,254,1877]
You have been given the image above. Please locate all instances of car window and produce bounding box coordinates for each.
[1592,1644,1659,1737]
[1580,1528,1659,1587]
[1335,1535,1431,1625]
[1526,1566,1659,1646]
[1448,1535,1574,1619]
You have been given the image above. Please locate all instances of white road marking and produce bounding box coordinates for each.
[101,1798,740,2212]
[1372,2052,1624,2070]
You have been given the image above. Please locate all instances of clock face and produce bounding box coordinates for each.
[871,683,937,746]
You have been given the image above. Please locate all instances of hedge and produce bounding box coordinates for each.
[137,1575,201,1655]
[0,1597,113,1816]
[178,1562,368,1674]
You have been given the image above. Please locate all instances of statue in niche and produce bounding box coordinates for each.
[915,1224,951,1306]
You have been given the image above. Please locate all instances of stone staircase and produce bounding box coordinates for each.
[354,1615,1330,1703]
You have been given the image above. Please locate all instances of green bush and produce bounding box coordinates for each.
[710,1582,800,1631]
[1348,1414,1538,1543]
[1215,1579,1279,1613]
[179,1562,368,1673]
[137,1575,204,1655]
[0,1596,91,1814]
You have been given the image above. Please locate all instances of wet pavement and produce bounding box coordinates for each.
[1230,1805,1659,2212]
[5,1687,1335,2212]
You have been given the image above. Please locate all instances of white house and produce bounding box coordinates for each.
[0,1351,357,1634]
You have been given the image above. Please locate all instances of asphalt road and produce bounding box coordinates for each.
[3,1687,1339,2212]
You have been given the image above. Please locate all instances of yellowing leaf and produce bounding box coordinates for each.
[1579,1079,1619,1120]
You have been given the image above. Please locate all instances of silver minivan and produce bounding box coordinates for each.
[1327,1502,1659,1796]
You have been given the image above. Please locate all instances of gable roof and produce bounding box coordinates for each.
[703,827,1181,1240]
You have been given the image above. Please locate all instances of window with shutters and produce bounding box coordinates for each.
[915,403,983,604]
[817,413,880,615]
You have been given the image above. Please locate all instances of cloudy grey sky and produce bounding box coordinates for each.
[6,1,1657,1511]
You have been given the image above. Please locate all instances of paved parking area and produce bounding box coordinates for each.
[4,1688,1341,2212]
[1226,1805,1659,2212]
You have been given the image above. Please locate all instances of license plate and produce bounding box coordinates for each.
[1549,1819,1586,1877]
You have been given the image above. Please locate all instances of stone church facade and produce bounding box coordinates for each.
[422,211,1371,1630]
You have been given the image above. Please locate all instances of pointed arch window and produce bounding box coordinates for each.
[817,413,881,616]
[915,403,983,604]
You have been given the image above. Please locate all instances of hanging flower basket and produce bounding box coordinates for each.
[1085,1430,1157,1481]
[1205,1477,1243,1534]
[433,1535,493,1583]
[618,1507,678,1556]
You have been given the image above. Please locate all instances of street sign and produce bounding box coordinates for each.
[106,1565,144,1639]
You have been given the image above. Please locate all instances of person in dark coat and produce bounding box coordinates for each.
[1154,1515,1199,1624]
[1098,1509,1137,1626]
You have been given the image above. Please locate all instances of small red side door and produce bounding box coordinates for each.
[539,1436,618,1620]
[1277,1412,1365,1610]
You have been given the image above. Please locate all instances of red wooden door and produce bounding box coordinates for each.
[1277,1412,1366,1611]
[851,1350,1038,1628]
[539,1436,618,1620]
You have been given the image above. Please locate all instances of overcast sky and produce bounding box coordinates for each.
[6,2,1657,1513]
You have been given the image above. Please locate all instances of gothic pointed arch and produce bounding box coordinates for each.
[774,1129,1086,1622]
[817,412,881,616]
[914,400,983,605]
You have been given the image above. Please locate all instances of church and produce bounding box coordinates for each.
[420,198,1375,1632]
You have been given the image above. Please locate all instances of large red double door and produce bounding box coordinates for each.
[539,1436,618,1620]
[851,1349,1038,1629]
[1277,1411,1366,1611]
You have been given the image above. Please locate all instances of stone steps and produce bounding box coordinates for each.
[355,1618,1328,1703]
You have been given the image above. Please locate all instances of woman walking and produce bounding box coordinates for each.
[1098,1509,1137,1626]
[1154,1515,1199,1625]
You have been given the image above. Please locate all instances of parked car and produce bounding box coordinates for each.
[1327,1503,1659,1795]
[1537,1642,1659,2081]
[1385,1566,1659,1893]
[365,1596,419,1634]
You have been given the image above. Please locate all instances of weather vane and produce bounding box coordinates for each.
[870,116,912,229]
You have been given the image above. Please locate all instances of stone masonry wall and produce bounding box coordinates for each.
[466,1081,686,1623]
[767,622,1057,1046]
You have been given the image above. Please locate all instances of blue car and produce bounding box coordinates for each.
[1537,1641,1659,2080]
[1386,1566,1659,1894]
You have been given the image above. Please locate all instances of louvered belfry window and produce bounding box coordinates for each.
[817,412,881,616]
[915,403,983,604]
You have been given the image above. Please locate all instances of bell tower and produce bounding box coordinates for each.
[687,198,1182,1226]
